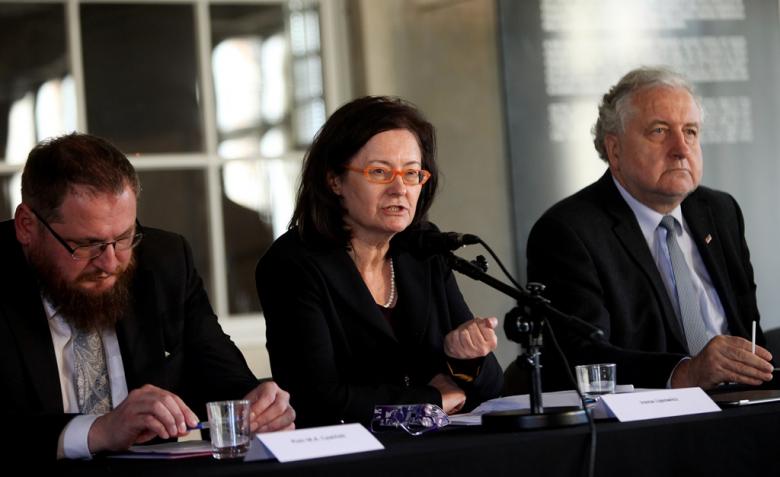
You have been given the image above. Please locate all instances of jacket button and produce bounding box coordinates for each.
[403,375,411,387]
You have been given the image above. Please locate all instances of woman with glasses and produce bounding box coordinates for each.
[256,96,502,428]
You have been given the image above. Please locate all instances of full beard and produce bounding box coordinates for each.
[29,249,137,333]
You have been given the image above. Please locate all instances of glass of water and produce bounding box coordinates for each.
[575,363,616,400]
[206,400,251,459]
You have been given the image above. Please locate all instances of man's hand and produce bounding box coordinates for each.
[87,384,199,453]
[428,373,466,414]
[243,381,296,433]
[671,335,774,389]
[444,317,499,360]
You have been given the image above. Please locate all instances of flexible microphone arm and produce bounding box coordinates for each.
[443,252,604,342]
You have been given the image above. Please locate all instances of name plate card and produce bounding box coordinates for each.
[601,387,720,422]
[250,423,384,463]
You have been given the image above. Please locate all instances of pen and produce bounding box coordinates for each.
[751,320,756,354]
[188,422,210,431]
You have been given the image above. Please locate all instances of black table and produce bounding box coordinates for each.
[55,402,780,477]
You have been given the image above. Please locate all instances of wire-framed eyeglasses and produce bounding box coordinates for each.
[30,207,144,261]
[346,165,431,186]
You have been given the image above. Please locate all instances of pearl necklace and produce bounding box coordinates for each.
[382,258,397,308]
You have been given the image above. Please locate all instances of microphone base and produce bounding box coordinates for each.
[481,406,588,431]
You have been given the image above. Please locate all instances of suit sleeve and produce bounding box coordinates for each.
[527,214,684,389]
[256,246,443,427]
[165,234,259,416]
[441,265,503,408]
[722,194,765,345]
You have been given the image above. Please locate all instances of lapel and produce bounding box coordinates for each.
[392,248,432,346]
[314,246,398,342]
[116,264,166,389]
[0,222,63,412]
[596,173,687,348]
[681,190,743,336]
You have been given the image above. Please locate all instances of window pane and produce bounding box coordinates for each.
[136,170,211,297]
[288,1,324,148]
[222,158,299,314]
[210,4,292,160]
[81,4,203,153]
[0,174,18,221]
[0,4,72,163]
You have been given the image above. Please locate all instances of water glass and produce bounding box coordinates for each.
[206,400,251,459]
[575,363,616,399]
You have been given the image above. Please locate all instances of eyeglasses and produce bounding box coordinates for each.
[370,404,449,436]
[30,208,144,261]
[346,165,431,186]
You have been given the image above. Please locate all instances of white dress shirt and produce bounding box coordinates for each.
[612,178,729,340]
[613,178,729,385]
[43,298,129,459]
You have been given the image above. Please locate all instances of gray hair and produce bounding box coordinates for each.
[592,66,702,162]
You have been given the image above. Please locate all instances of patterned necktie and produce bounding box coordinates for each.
[72,327,113,414]
[659,215,709,356]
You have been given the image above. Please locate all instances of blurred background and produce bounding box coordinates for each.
[1,0,778,377]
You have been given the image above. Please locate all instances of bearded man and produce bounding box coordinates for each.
[1,133,294,460]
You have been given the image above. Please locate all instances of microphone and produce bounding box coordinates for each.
[396,229,480,256]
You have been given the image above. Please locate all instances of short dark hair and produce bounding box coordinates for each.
[592,66,702,162]
[21,132,140,221]
[291,96,438,246]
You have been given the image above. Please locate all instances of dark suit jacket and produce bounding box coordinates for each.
[255,224,503,428]
[0,220,259,459]
[526,171,763,390]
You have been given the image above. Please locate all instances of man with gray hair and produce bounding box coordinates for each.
[526,67,774,390]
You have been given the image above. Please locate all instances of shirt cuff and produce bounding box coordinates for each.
[59,414,99,459]
[666,357,691,388]
[446,357,484,383]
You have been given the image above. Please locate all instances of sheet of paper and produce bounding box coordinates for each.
[449,385,637,425]
[109,440,213,459]
[256,423,383,463]
[601,387,720,422]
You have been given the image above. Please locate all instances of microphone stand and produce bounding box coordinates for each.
[444,252,603,430]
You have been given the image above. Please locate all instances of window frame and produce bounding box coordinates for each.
[0,0,354,355]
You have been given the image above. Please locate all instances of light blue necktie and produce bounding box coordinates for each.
[659,215,709,356]
[72,327,113,414]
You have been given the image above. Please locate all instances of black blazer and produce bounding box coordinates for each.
[0,220,259,459]
[255,224,503,428]
[526,172,763,389]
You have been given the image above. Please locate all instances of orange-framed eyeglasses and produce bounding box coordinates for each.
[345,165,431,186]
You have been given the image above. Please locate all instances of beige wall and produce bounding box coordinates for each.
[354,0,519,370]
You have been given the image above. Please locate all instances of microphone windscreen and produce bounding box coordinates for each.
[393,228,478,257]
